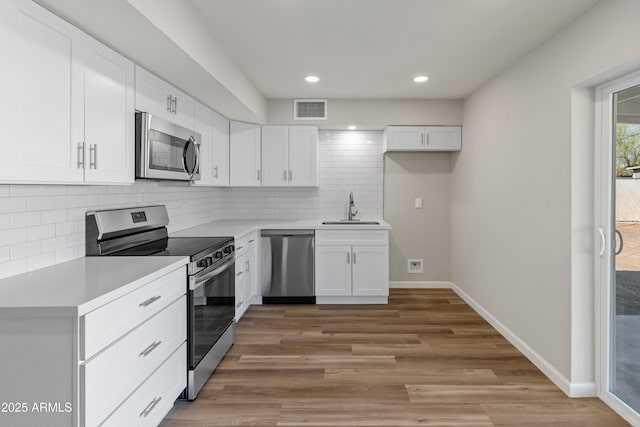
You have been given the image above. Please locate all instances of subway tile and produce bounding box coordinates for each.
[11,241,41,260]
[27,196,57,211]
[27,253,56,272]
[0,214,9,231]
[0,228,27,246]
[0,247,9,263]
[0,197,27,214]
[10,185,43,197]
[56,221,80,237]
[41,236,67,253]
[10,212,41,228]
[0,259,27,280]
[27,224,56,241]
[55,246,82,264]
[0,186,9,197]
[41,209,67,224]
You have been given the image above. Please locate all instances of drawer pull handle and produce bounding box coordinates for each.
[139,340,162,357]
[140,396,162,418]
[248,239,254,243]
[139,295,161,308]
[236,302,242,308]
[236,271,243,276]
[236,245,244,251]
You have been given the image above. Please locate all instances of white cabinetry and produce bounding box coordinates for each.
[383,126,461,152]
[135,66,195,130]
[0,0,134,184]
[315,230,389,304]
[261,126,318,187]
[212,111,230,186]
[230,121,261,186]
[235,232,258,320]
[192,101,214,186]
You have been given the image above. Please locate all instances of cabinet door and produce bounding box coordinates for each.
[351,245,388,296]
[192,101,213,186]
[315,245,352,296]
[425,126,461,151]
[289,126,318,187]
[244,247,255,310]
[261,126,289,187]
[385,126,425,151]
[212,111,230,186]
[0,0,84,183]
[82,39,135,184]
[171,86,195,131]
[235,254,246,321]
[135,66,171,122]
[230,121,261,186]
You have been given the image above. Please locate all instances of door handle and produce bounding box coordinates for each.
[598,227,606,257]
[257,169,261,182]
[615,229,624,256]
[167,95,172,112]
[214,166,218,179]
[89,144,97,169]
[353,251,356,264]
[77,142,85,169]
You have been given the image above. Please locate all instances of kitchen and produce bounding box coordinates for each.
[1,0,640,425]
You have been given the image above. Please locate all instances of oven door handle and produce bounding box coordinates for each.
[189,257,235,291]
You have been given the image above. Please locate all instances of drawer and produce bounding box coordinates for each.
[81,267,186,360]
[235,231,257,256]
[316,230,388,246]
[101,343,187,427]
[82,296,186,426]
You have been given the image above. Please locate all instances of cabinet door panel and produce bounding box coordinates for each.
[261,126,289,187]
[171,86,195,131]
[352,245,388,296]
[83,40,134,184]
[230,121,261,186]
[212,111,230,186]
[0,0,83,183]
[289,126,318,186]
[385,126,424,151]
[193,101,213,186]
[315,246,352,296]
[426,126,461,151]
[135,66,171,122]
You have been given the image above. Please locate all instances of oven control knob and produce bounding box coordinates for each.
[214,251,223,259]
[197,259,207,268]
[223,246,232,254]
[206,256,213,267]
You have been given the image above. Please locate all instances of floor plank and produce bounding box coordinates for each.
[160,289,629,426]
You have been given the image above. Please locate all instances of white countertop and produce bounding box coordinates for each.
[171,219,391,239]
[0,256,189,318]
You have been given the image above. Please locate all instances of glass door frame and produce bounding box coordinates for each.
[595,70,640,425]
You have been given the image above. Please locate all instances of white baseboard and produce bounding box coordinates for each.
[449,282,596,398]
[389,281,454,289]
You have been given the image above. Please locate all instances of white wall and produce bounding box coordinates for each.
[451,0,640,396]
[267,99,463,129]
[384,152,452,283]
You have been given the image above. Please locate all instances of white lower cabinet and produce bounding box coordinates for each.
[235,231,258,320]
[315,230,389,303]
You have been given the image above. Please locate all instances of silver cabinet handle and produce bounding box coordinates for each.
[347,252,350,264]
[139,340,161,357]
[421,133,424,146]
[89,144,97,169]
[426,133,430,145]
[170,96,177,114]
[248,239,254,243]
[77,142,85,169]
[236,245,244,251]
[245,260,249,272]
[140,397,162,418]
[139,295,161,308]
[257,169,261,181]
[289,169,292,181]
[284,169,287,181]
[353,251,357,264]
[214,166,218,179]
[236,271,243,276]
[166,95,172,112]
[236,301,242,308]
[174,97,178,114]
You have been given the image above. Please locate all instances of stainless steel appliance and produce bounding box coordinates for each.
[261,230,315,303]
[135,111,201,181]
[85,205,234,400]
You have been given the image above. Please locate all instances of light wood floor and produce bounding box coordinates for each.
[161,289,629,426]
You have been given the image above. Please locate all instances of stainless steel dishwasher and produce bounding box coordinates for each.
[261,230,315,304]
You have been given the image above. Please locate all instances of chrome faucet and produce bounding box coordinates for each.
[347,191,358,220]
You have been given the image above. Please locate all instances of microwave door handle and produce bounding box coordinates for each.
[189,257,235,291]
[182,137,200,179]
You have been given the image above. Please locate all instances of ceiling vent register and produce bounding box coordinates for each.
[294,99,327,120]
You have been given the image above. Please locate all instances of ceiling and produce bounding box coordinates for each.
[187,0,600,99]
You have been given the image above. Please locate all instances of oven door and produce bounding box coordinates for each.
[136,112,201,181]
[188,257,235,369]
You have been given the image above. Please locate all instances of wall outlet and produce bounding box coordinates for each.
[407,259,423,274]
[415,198,423,209]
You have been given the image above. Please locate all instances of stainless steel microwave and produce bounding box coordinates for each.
[135,112,201,181]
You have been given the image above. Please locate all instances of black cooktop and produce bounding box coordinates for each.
[112,236,233,259]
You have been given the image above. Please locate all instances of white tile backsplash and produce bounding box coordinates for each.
[0,130,384,279]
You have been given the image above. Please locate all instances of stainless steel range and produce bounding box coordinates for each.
[85,205,235,400]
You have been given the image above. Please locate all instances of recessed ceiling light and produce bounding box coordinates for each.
[348,125,357,130]
[305,75,319,83]
[413,75,429,83]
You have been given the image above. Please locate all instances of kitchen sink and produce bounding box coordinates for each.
[322,220,380,225]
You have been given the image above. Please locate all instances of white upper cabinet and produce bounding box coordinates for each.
[135,66,195,130]
[212,111,230,187]
[261,126,289,186]
[0,0,134,184]
[0,0,84,183]
[192,101,214,186]
[80,37,135,184]
[383,126,461,152]
[230,121,261,187]
[261,125,318,187]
